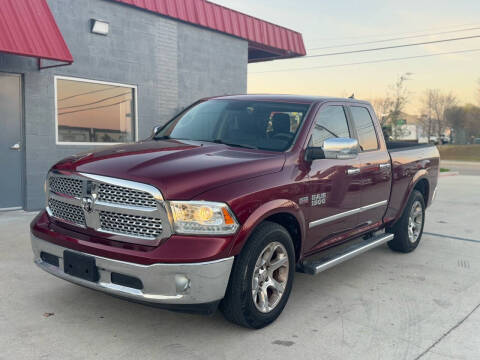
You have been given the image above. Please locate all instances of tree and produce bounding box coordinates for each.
[370,74,411,139]
[445,104,480,144]
[388,74,411,129]
[477,79,480,105]
[371,97,393,126]
[420,89,456,139]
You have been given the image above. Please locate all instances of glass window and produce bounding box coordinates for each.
[350,106,378,151]
[311,105,350,147]
[56,77,136,144]
[156,100,310,152]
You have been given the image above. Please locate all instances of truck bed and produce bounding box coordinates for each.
[384,142,440,224]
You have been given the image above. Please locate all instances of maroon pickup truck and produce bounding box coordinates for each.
[31,95,439,328]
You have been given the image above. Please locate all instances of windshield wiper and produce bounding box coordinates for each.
[211,139,257,149]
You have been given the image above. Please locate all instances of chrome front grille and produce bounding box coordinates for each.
[98,183,157,208]
[48,198,86,226]
[46,172,170,244]
[99,211,162,239]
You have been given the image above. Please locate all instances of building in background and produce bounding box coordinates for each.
[0,0,305,210]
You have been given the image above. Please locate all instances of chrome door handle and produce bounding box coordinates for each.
[347,168,361,175]
[10,143,21,151]
[379,163,391,169]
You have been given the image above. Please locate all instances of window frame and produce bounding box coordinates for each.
[54,75,138,146]
[346,105,380,152]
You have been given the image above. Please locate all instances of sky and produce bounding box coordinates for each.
[212,0,480,114]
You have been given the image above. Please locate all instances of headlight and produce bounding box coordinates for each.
[168,201,239,235]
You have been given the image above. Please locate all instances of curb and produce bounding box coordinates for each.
[439,171,459,177]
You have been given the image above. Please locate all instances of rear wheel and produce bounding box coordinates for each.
[387,190,425,253]
[220,221,295,329]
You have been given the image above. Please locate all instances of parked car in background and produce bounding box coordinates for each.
[31,95,439,328]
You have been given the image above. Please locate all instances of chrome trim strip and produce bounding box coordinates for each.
[309,200,388,229]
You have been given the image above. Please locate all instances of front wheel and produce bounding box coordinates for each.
[387,190,425,253]
[220,221,295,329]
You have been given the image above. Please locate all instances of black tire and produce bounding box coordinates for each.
[220,221,295,329]
[387,190,425,253]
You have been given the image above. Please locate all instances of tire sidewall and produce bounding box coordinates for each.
[390,190,426,252]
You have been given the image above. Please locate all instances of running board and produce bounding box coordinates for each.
[299,233,394,275]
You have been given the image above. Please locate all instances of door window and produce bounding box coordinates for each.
[311,105,350,147]
[350,106,378,151]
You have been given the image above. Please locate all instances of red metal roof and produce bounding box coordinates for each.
[0,0,73,63]
[111,0,306,62]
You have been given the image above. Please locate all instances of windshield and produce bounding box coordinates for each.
[155,100,311,152]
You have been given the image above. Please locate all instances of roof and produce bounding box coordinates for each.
[111,0,306,62]
[208,94,371,105]
[0,0,73,64]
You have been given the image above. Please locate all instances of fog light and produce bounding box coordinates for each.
[175,275,191,293]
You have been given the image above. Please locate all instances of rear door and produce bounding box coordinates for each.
[304,103,363,253]
[0,73,23,210]
[347,105,391,228]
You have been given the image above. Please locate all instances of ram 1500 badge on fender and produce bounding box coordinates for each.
[31,95,439,328]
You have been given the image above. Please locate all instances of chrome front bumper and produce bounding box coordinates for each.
[31,234,233,306]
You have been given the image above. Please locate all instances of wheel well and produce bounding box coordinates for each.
[414,178,429,203]
[265,213,302,261]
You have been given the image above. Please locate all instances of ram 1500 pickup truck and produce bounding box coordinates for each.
[31,95,439,328]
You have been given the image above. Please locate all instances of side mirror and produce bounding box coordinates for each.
[305,137,359,162]
[151,126,162,137]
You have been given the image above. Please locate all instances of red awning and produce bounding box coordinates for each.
[111,0,306,62]
[0,0,73,68]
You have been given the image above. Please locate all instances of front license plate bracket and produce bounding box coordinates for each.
[63,250,99,282]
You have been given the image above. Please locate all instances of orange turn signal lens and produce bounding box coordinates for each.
[222,207,235,225]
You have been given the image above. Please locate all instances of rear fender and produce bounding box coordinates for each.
[392,169,429,225]
[229,199,306,258]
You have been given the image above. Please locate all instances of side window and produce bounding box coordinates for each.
[311,105,350,147]
[349,106,379,151]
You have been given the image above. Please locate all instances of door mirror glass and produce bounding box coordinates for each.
[306,137,359,161]
[323,137,359,159]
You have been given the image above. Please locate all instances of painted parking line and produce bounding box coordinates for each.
[424,232,480,244]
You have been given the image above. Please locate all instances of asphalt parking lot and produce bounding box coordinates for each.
[1,175,479,360]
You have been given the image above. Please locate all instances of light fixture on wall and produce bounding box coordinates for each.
[90,19,109,35]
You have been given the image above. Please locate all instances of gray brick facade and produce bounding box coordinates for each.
[0,0,248,210]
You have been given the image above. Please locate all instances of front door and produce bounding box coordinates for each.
[0,73,23,209]
[304,103,362,254]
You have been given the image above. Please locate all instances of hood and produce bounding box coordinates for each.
[53,139,285,200]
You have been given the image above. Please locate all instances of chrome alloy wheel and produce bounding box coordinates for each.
[251,241,289,313]
[408,200,423,243]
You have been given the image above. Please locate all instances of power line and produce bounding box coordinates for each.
[58,86,121,101]
[308,22,480,43]
[249,48,480,74]
[58,99,132,116]
[58,92,132,110]
[304,35,480,58]
[308,26,480,51]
